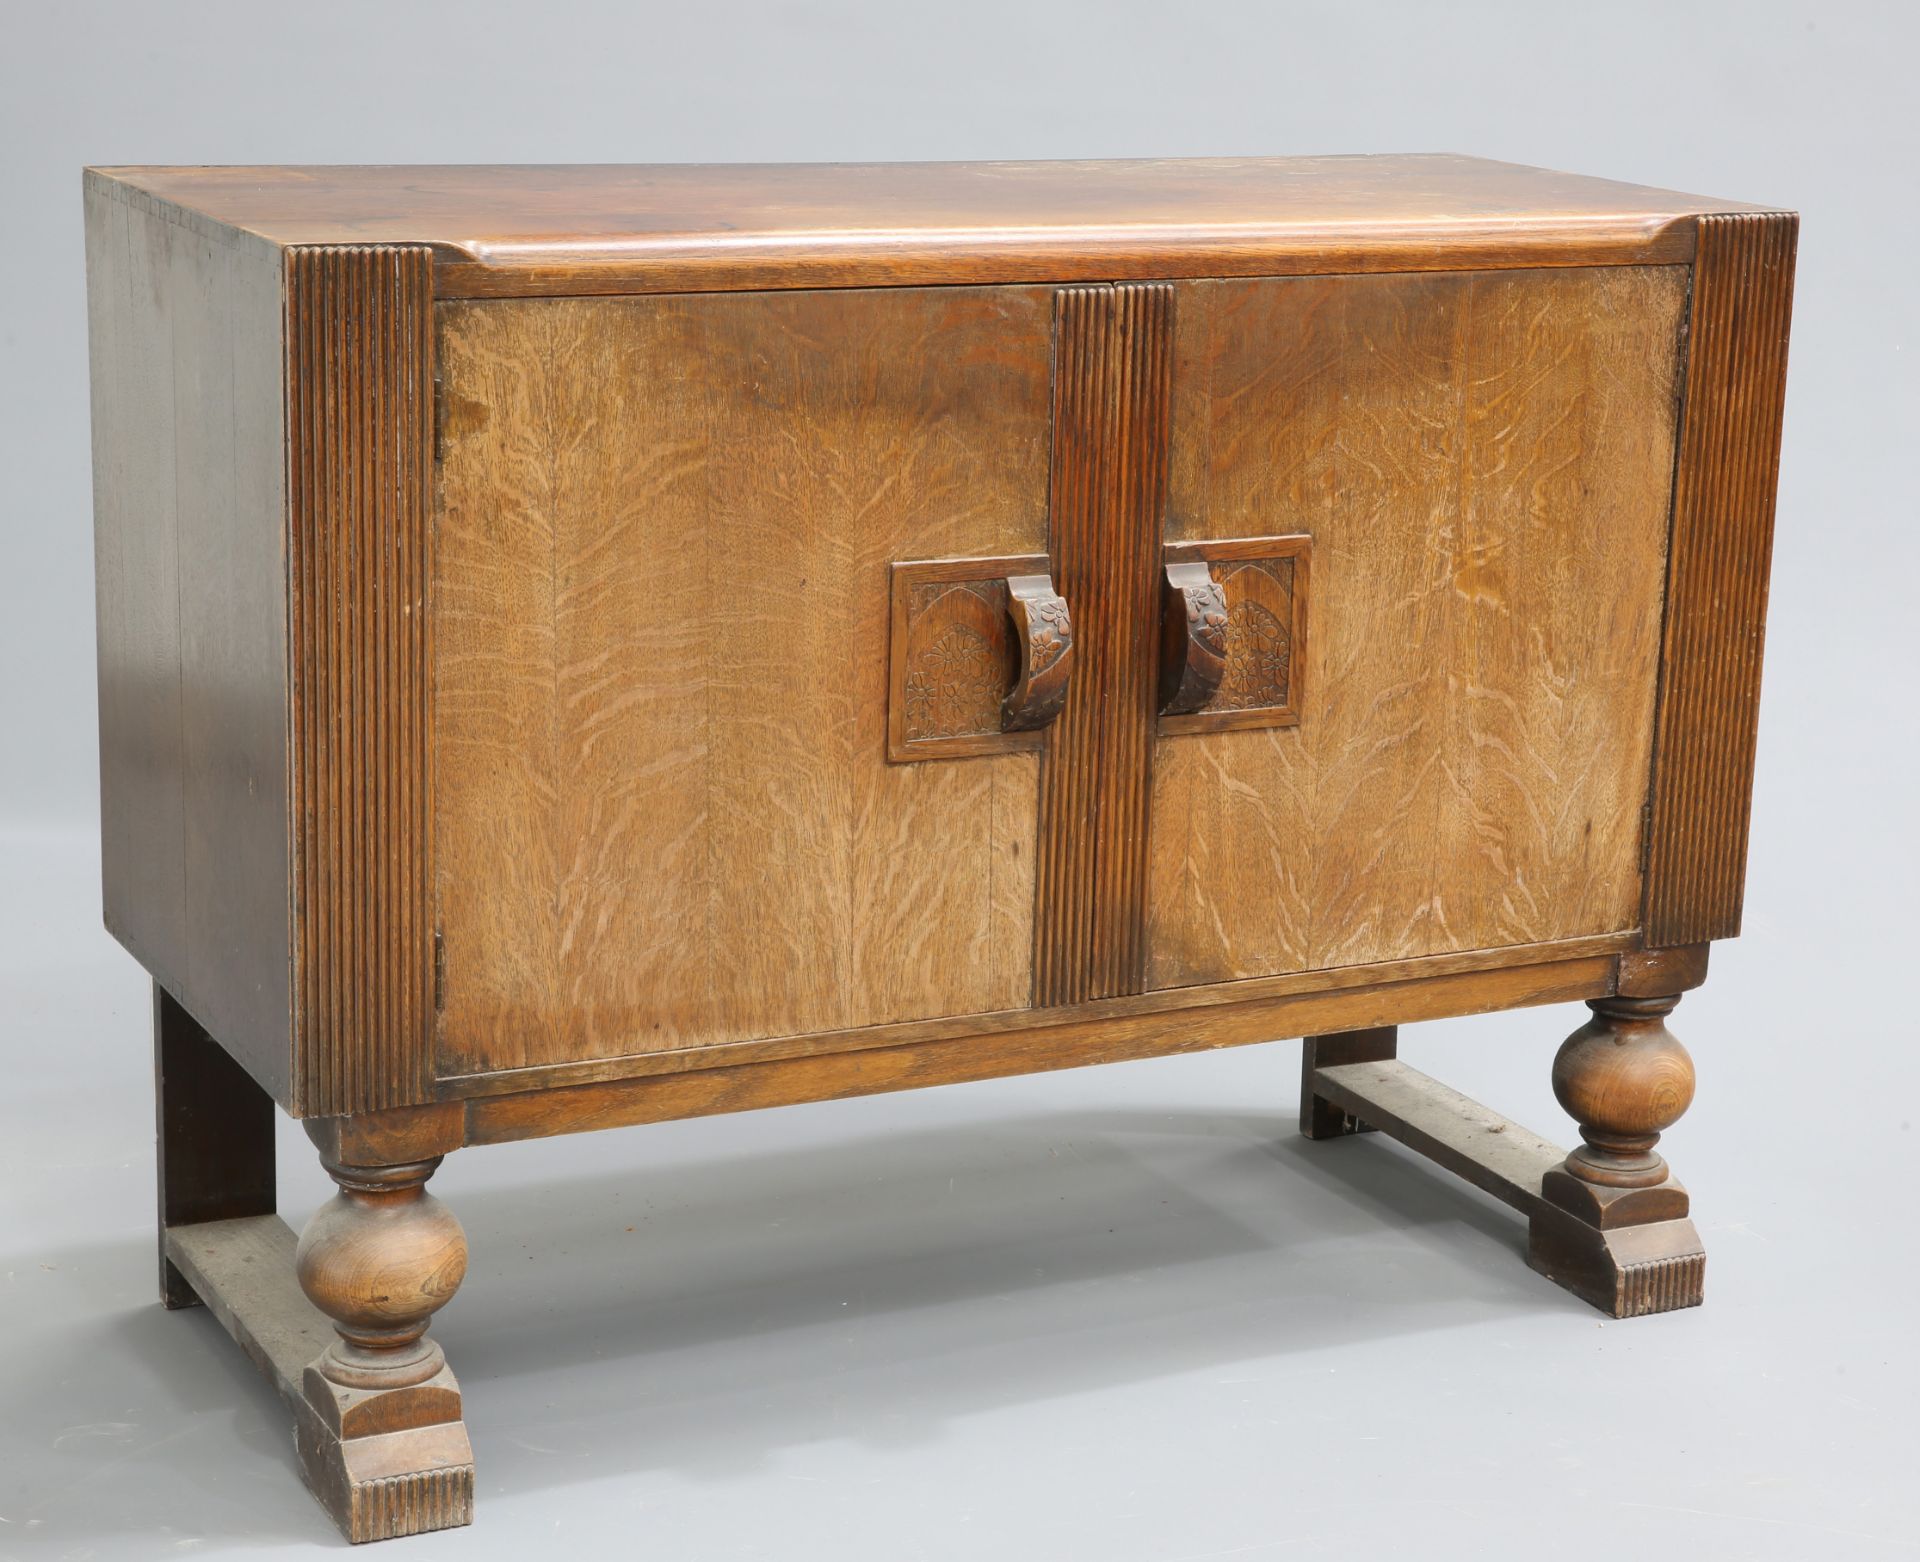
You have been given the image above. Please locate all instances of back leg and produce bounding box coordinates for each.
[1300,1026,1398,1139]
[154,983,275,1307]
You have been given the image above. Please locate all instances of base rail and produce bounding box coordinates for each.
[1305,1057,1705,1318]
[166,1216,474,1543]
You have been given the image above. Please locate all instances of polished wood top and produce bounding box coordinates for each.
[89,156,1778,297]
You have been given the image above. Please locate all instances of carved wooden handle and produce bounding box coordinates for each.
[1158,560,1229,715]
[1001,574,1074,732]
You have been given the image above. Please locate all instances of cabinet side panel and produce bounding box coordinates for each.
[86,175,293,1102]
[1644,213,1798,947]
[1151,266,1686,987]
[88,182,185,988]
[286,245,435,1114]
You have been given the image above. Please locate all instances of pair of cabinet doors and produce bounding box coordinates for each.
[433,266,1686,1075]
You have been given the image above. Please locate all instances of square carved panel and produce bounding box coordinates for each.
[1159,534,1311,735]
[888,555,1051,761]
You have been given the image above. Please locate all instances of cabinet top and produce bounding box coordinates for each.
[87,155,1780,297]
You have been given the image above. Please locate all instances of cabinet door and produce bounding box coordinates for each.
[1148,268,1688,988]
[433,287,1052,1073]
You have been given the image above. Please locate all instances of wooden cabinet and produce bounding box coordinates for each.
[85,158,1795,1542]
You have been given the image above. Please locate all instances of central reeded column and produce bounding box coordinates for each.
[1033,282,1175,1006]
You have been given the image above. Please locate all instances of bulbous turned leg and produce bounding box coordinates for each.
[292,1143,474,1542]
[1551,995,1695,1189]
[1528,993,1706,1317]
[297,1156,468,1390]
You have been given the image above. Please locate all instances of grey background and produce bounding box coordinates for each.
[3,1,1916,1557]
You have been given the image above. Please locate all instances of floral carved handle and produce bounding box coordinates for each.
[1001,574,1075,732]
[1158,560,1229,716]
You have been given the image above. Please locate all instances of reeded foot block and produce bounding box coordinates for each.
[1527,1204,1706,1318]
[296,1367,474,1543]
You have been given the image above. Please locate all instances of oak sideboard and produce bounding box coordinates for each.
[83,157,1796,1542]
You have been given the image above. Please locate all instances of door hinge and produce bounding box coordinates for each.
[432,929,447,1012]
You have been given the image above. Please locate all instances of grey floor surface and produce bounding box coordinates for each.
[3,823,1916,1561]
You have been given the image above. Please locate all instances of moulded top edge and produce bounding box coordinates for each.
[85,156,1788,297]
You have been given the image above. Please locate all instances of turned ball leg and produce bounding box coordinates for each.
[1528,991,1706,1317]
[293,1140,474,1541]
[1551,995,1695,1188]
[297,1155,467,1390]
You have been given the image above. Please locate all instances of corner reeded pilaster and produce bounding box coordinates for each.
[285,245,435,1116]
[1643,211,1798,947]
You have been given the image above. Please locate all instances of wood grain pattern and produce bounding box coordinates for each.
[165,1216,335,1401]
[1309,1057,1564,1210]
[1035,284,1173,1006]
[434,930,1632,1101]
[434,288,1049,1073]
[1550,994,1695,1187]
[1643,212,1798,946]
[90,158,1772,298]
[295,1152,466,1388]
[85,172,294,1102]
[286,246,436,1117]
[463,952,1618,1145]
[1616,941,1709,998]
[1150,267,1687,989]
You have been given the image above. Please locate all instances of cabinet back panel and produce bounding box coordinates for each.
[1150,267,1687,987]
[434,288,1049,1073]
